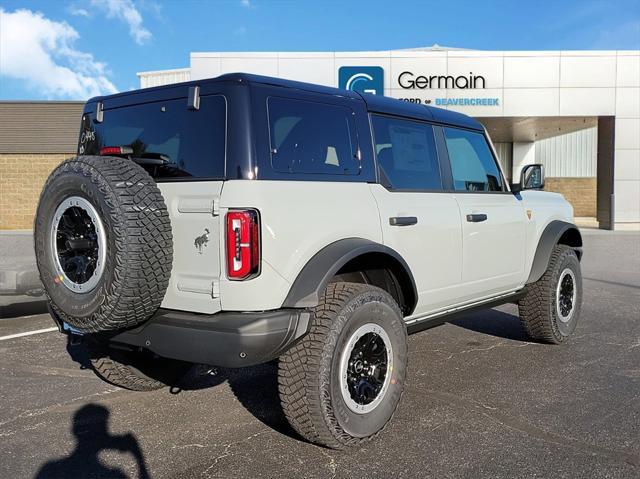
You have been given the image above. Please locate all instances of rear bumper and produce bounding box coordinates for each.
[53,307,312,368]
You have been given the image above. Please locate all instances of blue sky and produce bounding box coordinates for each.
[1,0,639,100]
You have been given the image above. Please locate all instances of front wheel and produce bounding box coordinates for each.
[519,245,582,344]
[278,282,408,448]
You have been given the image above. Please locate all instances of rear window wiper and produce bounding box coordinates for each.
[137,153,193,178]
[131,153,171,165]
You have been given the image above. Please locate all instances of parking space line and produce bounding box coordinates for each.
[0,327,58,341]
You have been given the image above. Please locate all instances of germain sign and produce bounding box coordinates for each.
[398,71,486,89]
[338,66,384,95]
[395,70,499,107]
[338,66,499,107]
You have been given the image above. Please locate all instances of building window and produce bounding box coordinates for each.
[371,114,443,190]
[443,127,504,192]
[267,97,360,175]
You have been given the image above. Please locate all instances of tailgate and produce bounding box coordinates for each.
[158,182,224,314]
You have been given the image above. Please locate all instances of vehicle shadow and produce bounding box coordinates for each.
[198,308,529,444]
[34,403,150,479]
[61,309,529,449]
[178,361,303,443]
[0,298,47,319]
[447,307,530,342]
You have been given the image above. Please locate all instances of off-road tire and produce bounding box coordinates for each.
[87,341,191,391]
[34,156,172,333]
[278,282,408,449]
[518,245,582,344]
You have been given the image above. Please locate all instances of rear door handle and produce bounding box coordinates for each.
[389,216,418,226]
[466,213,488,223]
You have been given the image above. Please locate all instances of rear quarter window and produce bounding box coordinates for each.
[267,97,361,175]
[80,95,226,180]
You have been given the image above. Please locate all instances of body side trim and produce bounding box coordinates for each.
[282,238,417,311]
[527,220,583,284]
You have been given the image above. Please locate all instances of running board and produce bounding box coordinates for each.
[405,290,525,335]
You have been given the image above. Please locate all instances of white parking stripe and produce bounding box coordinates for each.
[0,327,58,341]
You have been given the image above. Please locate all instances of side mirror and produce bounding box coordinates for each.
[514,164,545,192]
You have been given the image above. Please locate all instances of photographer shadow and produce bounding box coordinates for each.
[34,404,150,479]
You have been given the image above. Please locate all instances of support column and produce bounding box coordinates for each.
[596,116,615,230]
[512,142,536,182]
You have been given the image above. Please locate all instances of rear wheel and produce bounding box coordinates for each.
[86,341,191,391]
[278,282,408,448]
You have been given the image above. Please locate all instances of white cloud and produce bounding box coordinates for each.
[68,6,90,17]
[90,0,151,45]
[0,8,118,99]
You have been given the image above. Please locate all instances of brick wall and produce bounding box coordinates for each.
[545,177,597,218]
[0,154,71,230]
[0,156,600,230]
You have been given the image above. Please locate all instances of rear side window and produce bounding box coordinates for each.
[267,97,360,175]
[371,115,442,190]
[81,95,226,179]
[443,127,504,192]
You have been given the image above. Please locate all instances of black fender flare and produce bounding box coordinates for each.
[282,238,417,312]
[527,220,583,284]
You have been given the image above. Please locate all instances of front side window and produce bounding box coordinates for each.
[268,97,360,175]
[443,127,504,192]
[371,115,442,190]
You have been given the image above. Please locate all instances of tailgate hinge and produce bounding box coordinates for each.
[212,198,220,217]
[211,280,220,298]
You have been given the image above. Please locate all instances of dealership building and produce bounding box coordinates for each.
[139,46,640,230]
[0,46,638,232]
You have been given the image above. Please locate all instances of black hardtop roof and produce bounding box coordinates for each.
[361,93,483,130]
[89,72,484,131]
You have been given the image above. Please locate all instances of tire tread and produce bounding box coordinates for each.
[518,245,579,344]
[35,156,172,332]
[278,282,404,448]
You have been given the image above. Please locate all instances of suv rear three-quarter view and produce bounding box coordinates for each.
[34,73,583,448]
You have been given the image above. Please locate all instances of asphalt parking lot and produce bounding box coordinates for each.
[1,230,638,479]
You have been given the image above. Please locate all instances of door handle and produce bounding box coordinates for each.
[466,213,488,223]
[389,216,418,226]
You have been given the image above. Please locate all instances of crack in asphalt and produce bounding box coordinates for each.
[424,340,538,361]
[0,387,121,429]
[172,443,208,450]
[319,448,338,478]
[201,429,271,477]
[0,421,47,438]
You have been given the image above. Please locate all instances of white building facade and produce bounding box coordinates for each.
[139,47,640,230]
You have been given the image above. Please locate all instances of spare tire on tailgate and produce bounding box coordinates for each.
[34,156,173,333]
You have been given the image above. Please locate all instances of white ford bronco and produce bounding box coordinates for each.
[35,73,583,448]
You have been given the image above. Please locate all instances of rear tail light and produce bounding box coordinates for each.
[226,209,260,280]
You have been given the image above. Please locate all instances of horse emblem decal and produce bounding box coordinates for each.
[194,228,210,254]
